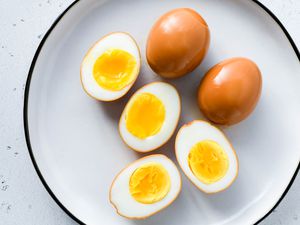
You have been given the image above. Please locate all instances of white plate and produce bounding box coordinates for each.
[24,0,300,224]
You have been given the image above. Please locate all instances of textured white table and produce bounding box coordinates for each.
[0,0,299,224]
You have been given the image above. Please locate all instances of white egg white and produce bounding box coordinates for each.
[175,120,238,193]
[119,82,181,152]
[109,154,182,219]
[80,32,140,101]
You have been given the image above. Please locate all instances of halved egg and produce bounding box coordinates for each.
[119,82,181,152]
[110,154,181,219]
[175,120,238,193]
[80,32,141,101]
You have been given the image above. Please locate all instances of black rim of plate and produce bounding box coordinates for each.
[23,0,300,224]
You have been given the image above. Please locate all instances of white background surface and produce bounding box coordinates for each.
[0,0,299,224]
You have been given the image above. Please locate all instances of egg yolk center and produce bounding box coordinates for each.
[125,93,165,139]
[93,48,137,91]
[188,140,229,184]
[129,162,171,204]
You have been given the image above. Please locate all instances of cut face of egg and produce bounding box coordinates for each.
[81,32,140,101]
[110,154,181,219]
[119,82,181,152]
[175,120,238,193]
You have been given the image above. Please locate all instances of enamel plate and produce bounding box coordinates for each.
[24,0,300,224]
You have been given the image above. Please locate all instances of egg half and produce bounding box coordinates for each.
[119,82,181,152]
[110,154,182,219]
[81,32,141,101]
[175,120,238,193]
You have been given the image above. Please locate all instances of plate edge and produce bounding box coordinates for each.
[251,2,300,224]
[23,1,84,225]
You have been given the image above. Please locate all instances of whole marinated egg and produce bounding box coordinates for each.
[198,57,262,125]
[146,8,210,78]
[81,32,140,101]
[119,82,181,152]
[110,154,181,219]
[175,120,238,193]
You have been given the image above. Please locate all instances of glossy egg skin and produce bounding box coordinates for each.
[198,57,262,125]
[146,8,210,78]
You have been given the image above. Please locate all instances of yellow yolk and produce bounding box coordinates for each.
[93,48,137,91]
[125,93,165,139]
[188,140,229,184]
[129,162,171,204]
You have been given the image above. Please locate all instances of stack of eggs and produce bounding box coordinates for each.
[81,8,262,219]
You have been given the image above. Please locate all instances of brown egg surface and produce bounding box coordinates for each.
[146,8,210,78]
[198,58,262,125]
